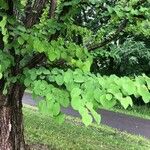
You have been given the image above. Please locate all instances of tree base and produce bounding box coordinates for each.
[0,83,26,150]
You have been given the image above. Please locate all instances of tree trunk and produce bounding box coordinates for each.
[0,83,27,150]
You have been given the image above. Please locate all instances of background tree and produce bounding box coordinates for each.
[76,0,150,75]
[0,0,149,149]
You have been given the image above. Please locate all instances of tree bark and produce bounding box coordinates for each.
[0,83,27,150]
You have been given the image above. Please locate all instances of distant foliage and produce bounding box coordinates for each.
[92,39,150,76]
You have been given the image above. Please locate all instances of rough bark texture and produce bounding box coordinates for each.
[49,0,57,18]
[0,83,26,150]
[24,0,48,27]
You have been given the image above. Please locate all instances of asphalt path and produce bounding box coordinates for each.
[22,93,150,139]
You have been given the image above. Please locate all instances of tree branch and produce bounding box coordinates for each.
[24,0,48,27]
[24,0,58,69]
[87,19,128,51]
[24,53,46,69]
[49,0,57,18]
[25,0,74,69]
[87,0,146,51]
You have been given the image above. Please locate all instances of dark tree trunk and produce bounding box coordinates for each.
[0,83,27,150]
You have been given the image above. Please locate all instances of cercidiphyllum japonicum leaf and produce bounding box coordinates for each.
[99,95,117,109]
[119,96,133,109]
[71,87,82,98]
[0,16,9,44]
[106,94,113,101]
[17,36,25,45]
[33,38,46,53]
[79,107,93,127]
[94,88,103,101]
[39,99,60,117]
[73,69,85,83]
[51,88,70,108]
[48,49,59,61]
[54,113,65,125]
[55,74,64,86]
[137,85,150,103]
[24,66,150,126]
[86,102,101,124]
[145,76,150,90]
[121,80,137,96]
[71,96,82,110]
[64,70,73,83]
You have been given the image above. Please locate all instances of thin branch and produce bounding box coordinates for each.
[24,53,46,69]
[87,0,146,51]
[49,0,57,18]
[88,19,128,51]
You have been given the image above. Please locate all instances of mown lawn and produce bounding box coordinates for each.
[24,107,150,150]
[103,105,150,120]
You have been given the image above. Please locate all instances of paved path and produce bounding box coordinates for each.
[22,93,150,139]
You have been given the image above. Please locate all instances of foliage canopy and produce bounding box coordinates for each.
[0,0,150,127]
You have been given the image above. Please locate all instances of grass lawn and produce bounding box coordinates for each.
[102,105,150,120]
[24,107,150,150]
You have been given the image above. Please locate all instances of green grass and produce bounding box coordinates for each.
[101,105,150,120]
[24,107,150,150]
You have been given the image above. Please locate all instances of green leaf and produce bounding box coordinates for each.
[94,88,103,101]
[89,0,101,5]
[120,96,133,109]
[100,95,116,108]
[0,16,8,44]
[71,96,82,110]
[48,49,58,61]
[82,113,93,127]
[52,102,60,116]
[64,70,73,83]
[33,38,46,53]
[91,109,101,124]
[24,78,32,87]
[17,25,26,32]
[43,69,50,75]
[121,81,136,95]
[107,6,114,13]
[18,36,24,45]
[57,94,69,107]
[54,113,65,124]
[39,83,46,91]
[137,85,150,103]
[106,94,112,101]
[30,72,37,81]
[86,102,101,124]
[82,60,92,72]
[55,75,64,86]
[71,87,82,98]
[74,74,85,83]
[114,93,123,100]
[38,100,49,115]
